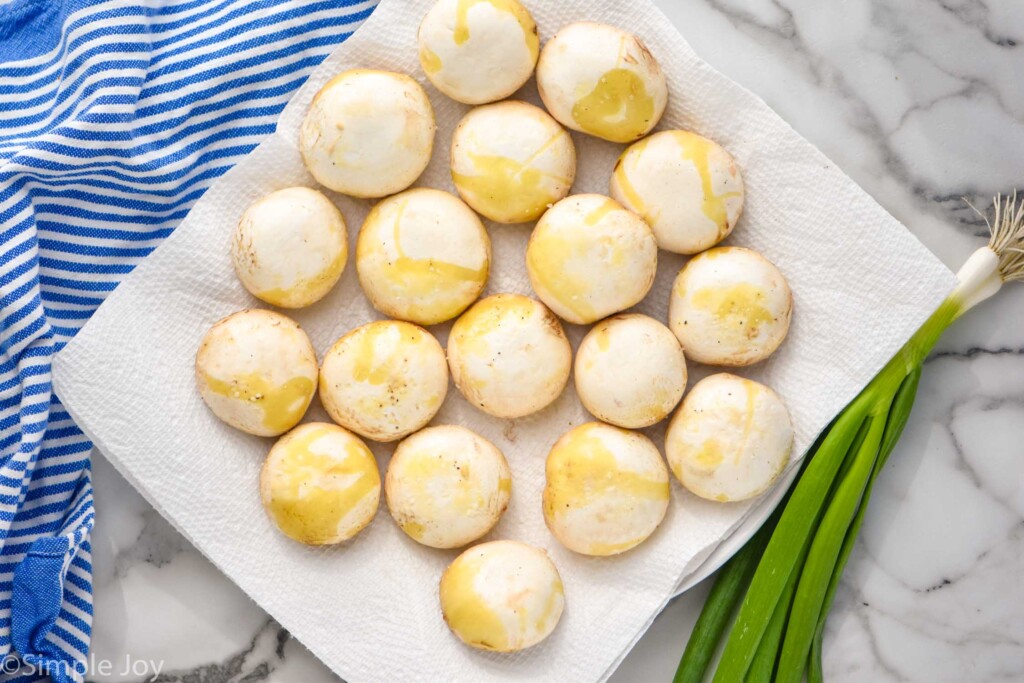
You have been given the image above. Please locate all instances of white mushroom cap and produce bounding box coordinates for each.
[536,22,667,143]
[440,540,564,652]
[356,188,490,325]
[260,423,380,544]
[666,373,794,502]
[527,194,657,325]
[195,309,317,437]
[319,320,448,442]
[231,187,348,308]
[299,70,435,198]
[450,101,576,224]
[574,314,687,428]
[543,422,669,556]
[669,247,792,366]
[386,425,511,549]
[447,294,571,418]
[610,131,744,255]
[418,0,538,105]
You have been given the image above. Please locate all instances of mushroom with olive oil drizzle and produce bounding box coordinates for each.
[195,309,317,437]
[418,0,539,105]
[575,313,687,429]
[319,320,448,442]
[666,373,794,503]
[450,101,576,224]
[386,425,511,549]
[544,422,670,556]
[439,540,565,652]
[611,130,744,255]
[447,294,572,418]
[669,246,792,367]
[527,194,657,325]
[536,22,667,143]
[299,69,435,198]
[231,187,348,309]
[356,188,490,326]
[261,423,381,545]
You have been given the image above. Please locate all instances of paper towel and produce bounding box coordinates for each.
[51,0,956,680]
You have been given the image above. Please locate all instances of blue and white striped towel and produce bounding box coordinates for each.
[0,1,376,679]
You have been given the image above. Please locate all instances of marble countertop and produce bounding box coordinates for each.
[85,0,1024,681]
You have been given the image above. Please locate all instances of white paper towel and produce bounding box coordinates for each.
[52,0,956,680]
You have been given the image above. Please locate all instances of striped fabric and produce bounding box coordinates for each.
[0,1,376,679]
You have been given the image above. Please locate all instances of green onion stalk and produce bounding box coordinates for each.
[675,193,1024,683]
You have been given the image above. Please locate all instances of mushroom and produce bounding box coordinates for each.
[669,246,792,366]
[447,293,571,418]
[260,423,380,544]
[386,425,511,548]
[231,187,348,308]
[299,69,435,198]
[450,100,575,224]
[536,22,667,143]
[319,320,448,442]
[574,313,687,428]
[526,194,657,325]
[418,0,539,104]
[195,309,317,437]
[610,130,744,254]
[439,540,564,652]
[543,422,670,556]
[356,188,490,325]
[665,373,794,502]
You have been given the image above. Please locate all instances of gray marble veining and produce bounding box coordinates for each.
[83,0,1024,681]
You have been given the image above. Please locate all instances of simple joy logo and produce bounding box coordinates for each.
[1,653,166,679]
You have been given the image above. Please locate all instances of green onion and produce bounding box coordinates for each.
[673,463,804,683]
[678,193,1024,681]
[672,525,766,683]
[776,398,891,683]
[745,536,801,683]
[709,399,870,682]
[808,367,921,683]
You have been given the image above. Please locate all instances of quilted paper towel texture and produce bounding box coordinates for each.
[52,0,955,681]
